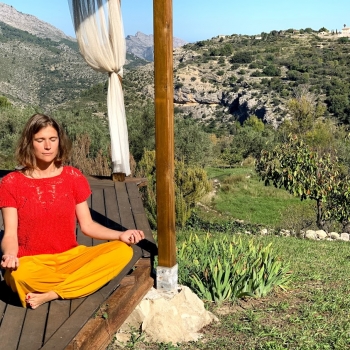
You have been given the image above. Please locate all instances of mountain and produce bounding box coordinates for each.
[0,3,185,109]
[121,30,350,130]
[0,3,150,109]
[126,31,187,61]
[0,3,72,42]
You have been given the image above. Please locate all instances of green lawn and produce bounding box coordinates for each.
[108,167,350,349]
[110,234,350,350]
[205,166,314,228]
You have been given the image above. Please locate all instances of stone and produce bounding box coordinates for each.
[329,232,340,240]
[260,228,268,236]
[116,286,218,344]
[315,230,328,240]
[340,233,350,241]
[280,229,291,237]
[305,230,317,240]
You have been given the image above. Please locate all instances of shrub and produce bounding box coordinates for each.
[178,233,291,303]
[136,150,211,228]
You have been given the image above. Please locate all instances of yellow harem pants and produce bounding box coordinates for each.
[4,240,133,308]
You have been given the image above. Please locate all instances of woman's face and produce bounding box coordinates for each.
[32,126,59,165]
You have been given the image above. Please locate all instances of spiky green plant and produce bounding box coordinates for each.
[178,233,291,303]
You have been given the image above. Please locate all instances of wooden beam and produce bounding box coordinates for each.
[153,0,176,268]
[66,259,154,350]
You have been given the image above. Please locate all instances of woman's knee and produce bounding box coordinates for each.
[5,264,29,286]
[109,241,133,262]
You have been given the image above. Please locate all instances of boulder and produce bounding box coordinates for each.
[340,233,350,241]
[305,230,317,240]
[329,232,340,240]
[115,286,218,344]
[315,230,328,240]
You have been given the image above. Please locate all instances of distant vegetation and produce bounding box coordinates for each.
[1,26,350,231]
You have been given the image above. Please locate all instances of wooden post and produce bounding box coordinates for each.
[153,0,177,275]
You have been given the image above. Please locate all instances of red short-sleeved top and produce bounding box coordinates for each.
[0,166,91,257]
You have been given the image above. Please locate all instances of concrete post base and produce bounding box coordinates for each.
[156,264,178,291]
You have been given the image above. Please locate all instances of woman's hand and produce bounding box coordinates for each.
[1,254,20,271]
[119,230,145,245]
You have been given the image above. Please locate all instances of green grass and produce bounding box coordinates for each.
[205,166,313,228]
[110,233,350,350]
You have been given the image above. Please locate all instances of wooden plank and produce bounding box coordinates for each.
[104,186,123,231]
[133,213,155,257]
[0,304,26,350]
[44,300,70,343]
[125,183,157,258]
[125,182,142,200]
[40,253,142,350]
[133,213,153,240]
[66,261,154,350]
[0,299,6,324]
[18,303,49,350]
[41,288,106,350]
[114,182,135,229]
[91,188,108,245]
[70,297,86,315]
[77,196,93,247]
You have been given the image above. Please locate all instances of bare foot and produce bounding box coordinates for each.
[25,291,59,309]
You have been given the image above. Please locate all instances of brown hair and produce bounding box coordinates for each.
[16,114,71,170]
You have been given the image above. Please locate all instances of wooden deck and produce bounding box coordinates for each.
[0,171,157,350]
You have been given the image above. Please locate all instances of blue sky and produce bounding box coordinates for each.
[1,0,350,42]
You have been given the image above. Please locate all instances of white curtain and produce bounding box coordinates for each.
[69,0,130,175]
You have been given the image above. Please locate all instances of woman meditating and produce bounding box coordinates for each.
[0,113,144,309]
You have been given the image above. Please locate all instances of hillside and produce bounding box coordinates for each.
[1,1,349,130]
[0,3,149,110]
[82,29,350,132]
[170,30,350,128]
[0,19,106,108]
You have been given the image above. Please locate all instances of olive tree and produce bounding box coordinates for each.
[256,135,350,230]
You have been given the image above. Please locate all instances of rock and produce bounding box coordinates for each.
[340,233,350,241]
[315,230,328,240]
[329,232,340,240]
[305,230,317,240]
[260,228,268,236]
[117,286,218,344]
[280,229,291,237]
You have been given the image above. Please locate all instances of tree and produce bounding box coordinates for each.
[136,150,211,228]
[281,88,326,135]
[256,136,350,230]
[175,118,213,167]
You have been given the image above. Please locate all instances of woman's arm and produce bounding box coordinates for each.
[1,207,20,270]
[75,201,145,244]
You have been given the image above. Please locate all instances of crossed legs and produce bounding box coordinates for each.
[5,241,133,308]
